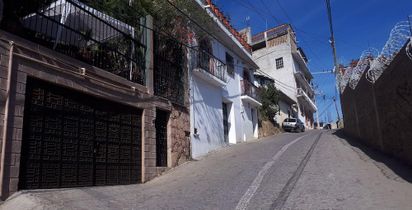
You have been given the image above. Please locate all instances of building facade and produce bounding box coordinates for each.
[189,0,261,158]
[248,24,317,128]
[0,0,191,199]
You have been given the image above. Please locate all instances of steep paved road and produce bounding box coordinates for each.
[2,130,412,210]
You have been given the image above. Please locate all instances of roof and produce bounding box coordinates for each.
[251,24,292,44]
[204,0,252,53]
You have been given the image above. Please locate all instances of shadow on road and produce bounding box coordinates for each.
[332,130,412,183]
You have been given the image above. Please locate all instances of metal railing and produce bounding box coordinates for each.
[197,49,227,82]
[3,0,146,85]
[154,33,186,105]
[297,88,317,111]
[241,80,260,101]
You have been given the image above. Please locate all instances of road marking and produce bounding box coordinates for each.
[271,132,322,210]
[235,134,311,210]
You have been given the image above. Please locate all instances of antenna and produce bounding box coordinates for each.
[245,16,251,27]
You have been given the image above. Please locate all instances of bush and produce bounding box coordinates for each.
[258,83,279,122]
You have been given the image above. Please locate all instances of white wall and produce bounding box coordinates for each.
[252,41,297,102]
[191,76,225,158]
[190,38,259,158]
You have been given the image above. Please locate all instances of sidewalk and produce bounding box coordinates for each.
[283,130,412,210]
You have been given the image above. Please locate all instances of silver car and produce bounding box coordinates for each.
[282,118,305,132]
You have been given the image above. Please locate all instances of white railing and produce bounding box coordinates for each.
[297,88,317,111]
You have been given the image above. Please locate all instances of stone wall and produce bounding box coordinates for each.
[170,105,190,167]
[341,44,412,164]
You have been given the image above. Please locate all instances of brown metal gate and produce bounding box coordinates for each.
[19,78,142,190]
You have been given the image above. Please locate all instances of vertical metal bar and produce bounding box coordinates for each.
[130,28,135,81]
[53,0,70,50]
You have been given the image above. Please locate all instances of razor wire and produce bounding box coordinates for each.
[407,37,412,61]
[338,66,353,92]
[348,48,379,89]
[366,21,411,83]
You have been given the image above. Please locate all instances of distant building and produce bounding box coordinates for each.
[245,24,317,128]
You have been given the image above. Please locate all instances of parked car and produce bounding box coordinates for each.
[282,118,305,132]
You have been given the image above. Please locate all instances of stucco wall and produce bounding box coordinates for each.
[252,39,297,102]
[341,45,412,164]
[190,38,259,158]
[191,76,225,158]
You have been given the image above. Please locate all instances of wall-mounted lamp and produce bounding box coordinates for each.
[79,67,86,76]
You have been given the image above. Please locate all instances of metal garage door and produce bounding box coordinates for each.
[19,78,142,190]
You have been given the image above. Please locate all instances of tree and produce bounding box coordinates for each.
[258,83,280,122]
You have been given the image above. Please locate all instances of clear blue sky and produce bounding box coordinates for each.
[214,0,412,123]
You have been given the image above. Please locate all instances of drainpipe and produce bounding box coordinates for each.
[0,41,14,199]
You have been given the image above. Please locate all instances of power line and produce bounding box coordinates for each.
[258,0,282,25]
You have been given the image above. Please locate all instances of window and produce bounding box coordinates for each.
[276,57,284,69]
[226,53,235,76]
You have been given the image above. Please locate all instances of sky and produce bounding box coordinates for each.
[213,0,412,123]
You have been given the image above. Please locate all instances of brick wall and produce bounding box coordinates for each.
[341,44,412,164]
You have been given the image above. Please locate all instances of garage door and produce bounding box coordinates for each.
[19,78,142,190]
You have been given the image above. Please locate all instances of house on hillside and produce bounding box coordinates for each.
[0,0,191,199]
[244,24,317,128]
[189,0,261,158]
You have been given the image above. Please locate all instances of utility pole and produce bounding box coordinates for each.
[325,0,339,75]
[314,96,320,129]
[325,0,341,126]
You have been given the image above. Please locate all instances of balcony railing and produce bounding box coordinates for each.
[154,33,185,105]
[3,0,146,85]
[297,88,317,111]
[197,49,227,82]
[241,80,260,101]
[294,71,314,95]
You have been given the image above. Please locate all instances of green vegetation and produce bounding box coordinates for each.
[258,84,280,122]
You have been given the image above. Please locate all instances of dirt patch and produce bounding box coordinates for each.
[259,120,282,138]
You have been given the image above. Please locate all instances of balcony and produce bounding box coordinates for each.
[241,80,262,107]
[294,71,314,96]
[3,0,146,85]
[297,88,317,112]
[193,49,227,87]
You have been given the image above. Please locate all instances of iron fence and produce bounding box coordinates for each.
[197,49,227,82]
[154,33,186,105]
[241,80,260,101]
[3,0,146,85]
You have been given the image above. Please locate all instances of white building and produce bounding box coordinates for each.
[189,0,261,158]
[248,24,317,128]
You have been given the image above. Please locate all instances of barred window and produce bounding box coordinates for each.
[276,57,284,69]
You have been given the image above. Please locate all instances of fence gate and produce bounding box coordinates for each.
[155,109,169,167]
[19,78,142,190]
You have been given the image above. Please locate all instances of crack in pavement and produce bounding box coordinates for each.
[271,132,323,210]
